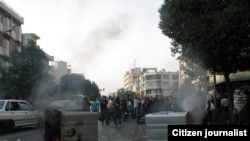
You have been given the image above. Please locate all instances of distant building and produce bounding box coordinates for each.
[139,68,179,97]
[124,67,141,92]
[49,61,71,84]
[124,67,179,97]
[22,33,40,47]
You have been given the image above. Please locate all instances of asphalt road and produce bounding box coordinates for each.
[0,118,146,141]
[98,118,146,141]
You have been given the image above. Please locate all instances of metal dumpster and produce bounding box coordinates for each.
[145,111,188,141]
[44,100,98,141]
[60,111,98,141]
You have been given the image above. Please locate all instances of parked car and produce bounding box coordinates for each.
[48,99,83,111]
[0,99,41,132]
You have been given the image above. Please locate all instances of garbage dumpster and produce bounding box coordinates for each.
[44,100,98,141]
[145,111,188,141]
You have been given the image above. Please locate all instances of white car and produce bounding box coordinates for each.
[0,99,41,132]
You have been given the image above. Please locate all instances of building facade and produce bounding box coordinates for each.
[0,0,23,69]
[22,33,54,65]
[49,61,71,84]
[124,67,179,97]
[124,67,141,92]
[139,68,179,97]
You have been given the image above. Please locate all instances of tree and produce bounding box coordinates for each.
[116,88,134,98]
[159,0,250,115]
[4,41,52,99]
[59,74,100,100]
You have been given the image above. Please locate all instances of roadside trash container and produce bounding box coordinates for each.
[145,111,188,141]
[44,100,98,141]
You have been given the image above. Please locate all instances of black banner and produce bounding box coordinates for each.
[168,125,250,141]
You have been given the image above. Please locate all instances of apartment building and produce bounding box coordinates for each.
[124,67,179,97]
[124,67,141,92]
[49,61,71,84]
[22,33,54,65]
[0,0,23,68]
[22,33,40,47]
[139,68,179,97]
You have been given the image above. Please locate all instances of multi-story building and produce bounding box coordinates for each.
[49,61,71,84]
[139,68,179,97]
[22,33,40,47]
[124,67,179,97]
[0,0,23,69]
[22,33,54,65]
[124,67,141,93]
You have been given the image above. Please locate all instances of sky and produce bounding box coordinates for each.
[6,0,179,94]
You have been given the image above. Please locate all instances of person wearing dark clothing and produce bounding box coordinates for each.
[120,97,129,121]
[149,95,162,113]
[100,96,108,125]
[113,97,122,126]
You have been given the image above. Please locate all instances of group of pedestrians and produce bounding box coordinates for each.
[205,84,249,125]
[97,94,175,127]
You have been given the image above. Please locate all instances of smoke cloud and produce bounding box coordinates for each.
[175,80,206,124]
[69,15,130,74]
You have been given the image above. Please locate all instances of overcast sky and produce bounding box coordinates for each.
[6,0,179,94]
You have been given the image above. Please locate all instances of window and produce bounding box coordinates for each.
[146,74,161,80]
[5,101,10,111]
[20,102,33,111]
[10,102,21,111]
[10,17,16,28]
[156,74,161,79]
[146,75,155,80]
[163,74,169,79]
[172,74,178,80]
[163,82,169,87]
[0,101,4,110]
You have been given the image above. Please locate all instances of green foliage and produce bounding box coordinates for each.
[159,0,250,73]
[158,0,250,115]
[116,88,134,98]
[1,41,52,99]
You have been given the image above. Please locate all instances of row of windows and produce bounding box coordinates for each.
[5,101,34,111]
[145,74,178,80]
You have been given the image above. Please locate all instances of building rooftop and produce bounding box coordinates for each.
[0,0,24,24]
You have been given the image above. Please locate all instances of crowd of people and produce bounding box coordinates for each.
[85,84,249,126]
[95,94,175,126]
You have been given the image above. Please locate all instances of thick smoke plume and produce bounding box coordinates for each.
[70,15,130,74]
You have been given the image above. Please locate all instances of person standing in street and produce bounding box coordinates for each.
[91,98,99,112]
[232,85,248,125]
[220,95,229,124]
[99,96,108,125]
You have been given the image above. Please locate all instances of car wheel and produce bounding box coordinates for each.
[5,120,15,133]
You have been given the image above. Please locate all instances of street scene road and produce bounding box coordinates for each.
[98,119,146,141]
[0,118,146,141]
